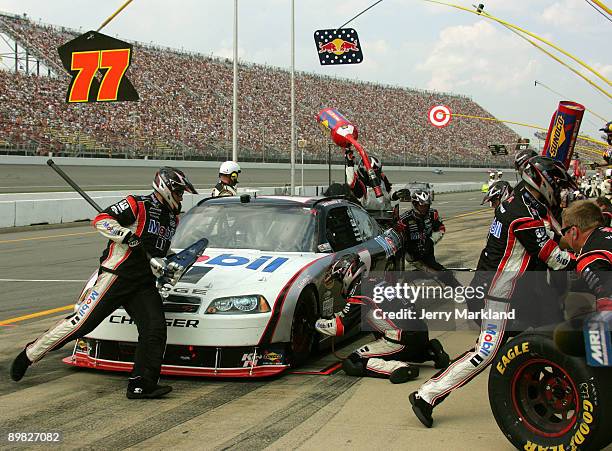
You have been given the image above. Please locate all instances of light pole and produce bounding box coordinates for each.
[290,0,296,195]
[232,0,238,162]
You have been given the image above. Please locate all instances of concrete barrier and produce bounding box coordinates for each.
[0,182,482,228]
[0,202,16,228]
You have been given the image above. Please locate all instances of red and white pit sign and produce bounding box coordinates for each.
[428,105,452,128]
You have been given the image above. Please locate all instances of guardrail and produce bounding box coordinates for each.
[0,182,481,228]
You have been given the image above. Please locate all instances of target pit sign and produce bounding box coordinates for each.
[428,105,452,128]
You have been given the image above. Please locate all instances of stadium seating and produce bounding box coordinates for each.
[0,13,518,166]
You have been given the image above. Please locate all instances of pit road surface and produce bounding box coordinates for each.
[0,164,500,193]
[0,191,512,450]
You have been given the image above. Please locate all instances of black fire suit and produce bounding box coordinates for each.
[576,226,612,302]
[396,208,460,287]
[25,193,177,382]
[417,185,574,407]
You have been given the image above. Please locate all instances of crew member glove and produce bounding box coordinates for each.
[123,231,141,248]
[315,316,345,337]
[392,189,411,201]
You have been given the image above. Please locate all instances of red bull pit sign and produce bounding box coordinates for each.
[314,28,363,65]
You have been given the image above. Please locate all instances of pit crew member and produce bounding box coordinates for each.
[410,156,577,428]
[345,149,409,211]
[481,181,513,210]
[10,167,198,399]
[396,189,460,288]
[212,160,241,197]
[314,254,450,383]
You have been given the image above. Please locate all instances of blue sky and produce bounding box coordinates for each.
[1,0,610,140]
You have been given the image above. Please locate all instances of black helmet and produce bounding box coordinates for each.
[411,189,432,206]
[482,181,513,205]
[358,155,382,176]
[324,253,366,296]
[521,156,575,207]
[514,148,537,173]
[152,167,197,213]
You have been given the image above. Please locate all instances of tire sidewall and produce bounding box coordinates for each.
[289,289,316,367]
[488,332,609,451]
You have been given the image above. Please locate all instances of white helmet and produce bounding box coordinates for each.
[219,161,241,185]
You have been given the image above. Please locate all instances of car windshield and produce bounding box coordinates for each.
[171,202,317,252]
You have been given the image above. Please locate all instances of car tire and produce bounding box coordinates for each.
[288,289,317,368]
[488,331,612,451]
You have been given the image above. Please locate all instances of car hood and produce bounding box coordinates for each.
[174,248,325,295]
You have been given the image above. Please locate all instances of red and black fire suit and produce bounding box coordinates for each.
[396,208,460,287]
[417,185,574,407]
[25,193,178,382]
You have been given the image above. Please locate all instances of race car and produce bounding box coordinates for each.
[63,195,403,377]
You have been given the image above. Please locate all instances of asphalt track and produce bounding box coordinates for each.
[0,189,518,450]
[0,164,503,193]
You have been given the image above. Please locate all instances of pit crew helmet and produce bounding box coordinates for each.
[521,156,576,207]
[358,155,382,178]
[514,148,537,174]
[325,253,366,296]
[481,181,513,205]
[219,160,241,186]
[152,167,197,214]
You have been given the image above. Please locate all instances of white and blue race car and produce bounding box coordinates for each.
[64,195,402,377]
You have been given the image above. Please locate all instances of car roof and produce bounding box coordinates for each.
[196,195,351,208]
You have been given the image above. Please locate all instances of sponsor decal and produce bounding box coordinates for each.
[109,315,199,328]
[261,350,284,365]
[479,323,498,356]
[549,114,566,158]
[584,317,611,367]
[318,243,333,253]
[374,234,397,258]
[195,254,289,273]
[496,342,529,375]
[241,352,261,367]
[77,289,99,316]
[489,219,502,239]
[110,199,130,215]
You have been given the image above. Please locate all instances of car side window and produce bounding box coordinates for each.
[349,206,381,241]
[325,206,359,251]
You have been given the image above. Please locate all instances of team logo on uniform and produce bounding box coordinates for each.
[489,219,503,238]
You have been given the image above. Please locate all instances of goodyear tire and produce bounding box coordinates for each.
[289,289,317,367]
[488,331,612,451]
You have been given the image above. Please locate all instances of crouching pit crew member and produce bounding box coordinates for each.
[10,167,198,399]
[409,156,577,428]
[314,254,450,384]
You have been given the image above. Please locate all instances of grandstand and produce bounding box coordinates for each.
[0,12,519,167]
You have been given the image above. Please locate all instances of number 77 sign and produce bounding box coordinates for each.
[58,30,139,103]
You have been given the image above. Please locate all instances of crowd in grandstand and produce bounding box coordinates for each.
[0,13,519,165]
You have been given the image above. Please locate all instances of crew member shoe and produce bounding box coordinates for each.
[389,365,419,384]
[126,376,173,399]
[342,358,365,377]
[429,339,450,369]
[10,349,32,382]
[409,391,434,428]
